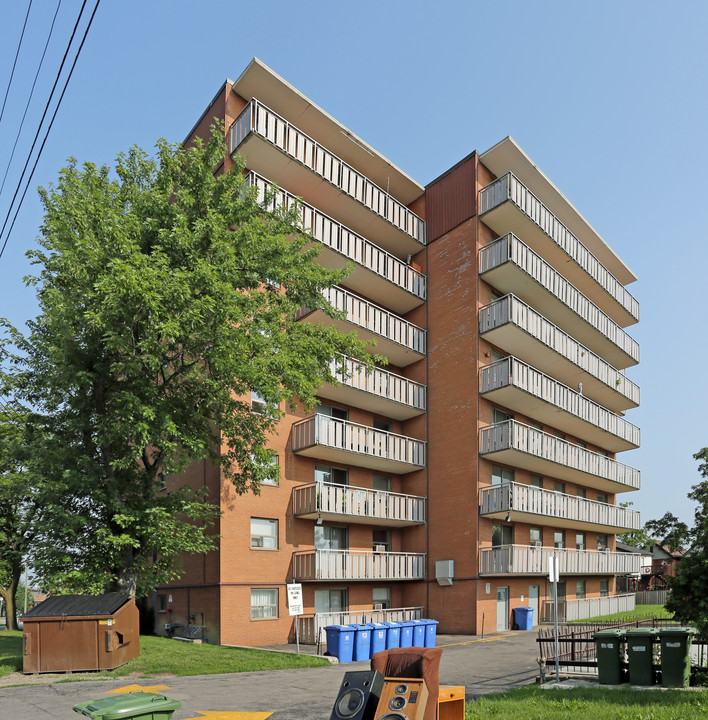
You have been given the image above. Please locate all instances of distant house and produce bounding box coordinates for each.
[615,542,653,592]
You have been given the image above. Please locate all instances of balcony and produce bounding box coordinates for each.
[479,545,640,576]
[293,481,425,526]
[480,357,640,451]
[479,172,639,327]
[479,234,638,369]
[292,414,426,474]
[480,482,640,533]
[246,172,425,314]
[296,286,426,367]
[479,295,639,411]
[231,99,426,256]
[479,420,640,494]
[318,355,426,421]
[293,549,426,581]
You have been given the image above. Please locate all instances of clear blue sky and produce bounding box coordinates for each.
[0,1,706,528]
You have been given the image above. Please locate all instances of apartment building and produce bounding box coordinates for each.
[158,58,641,645]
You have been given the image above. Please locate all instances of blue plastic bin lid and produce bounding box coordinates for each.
[384,620,401,627]
[370,622,388,628]
[426,619,439,625]
[324,624,354,631]
[354,623,374,629]
[399,620,417,626]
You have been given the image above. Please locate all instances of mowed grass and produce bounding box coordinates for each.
[466,685,708,720]
[0,631,329,680]
[571,605,675,624]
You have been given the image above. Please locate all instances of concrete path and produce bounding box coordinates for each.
[0,632,540,719]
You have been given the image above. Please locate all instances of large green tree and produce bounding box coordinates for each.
[665,448,708,636]
[1,125,370,597]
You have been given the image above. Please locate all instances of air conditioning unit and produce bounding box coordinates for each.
[374,545,386,553]
[373,603,383,611]
[436,559,454,586]
[533,541,543,548]
[601,547,610,554]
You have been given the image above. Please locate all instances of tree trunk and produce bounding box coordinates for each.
[0,560,22,631]
[116,567,138,598]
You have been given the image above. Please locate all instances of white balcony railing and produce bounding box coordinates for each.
[297,286,426,357]
[479,420,641,491]
[479,545,640,576]
[479,173,639,322]
[231,99,426,245]
[246,171,426,301]
[292,414,426,469]
[480,357,640,448]
[297,606,424,645]
[479,234,639,364]
[293,549,426,581]
[541,593,636,623]
[479,295,640,407]
[480,482,640,531]
[293,481,426,524]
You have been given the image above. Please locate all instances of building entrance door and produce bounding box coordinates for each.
[496,586,509,631]
[528,585,539,625]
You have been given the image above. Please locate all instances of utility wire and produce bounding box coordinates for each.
[0,0,100,260]
[0,0,63,197]
[0,0,34,126]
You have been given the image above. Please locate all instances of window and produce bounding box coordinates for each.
[157,472,167,492]
[253,452,279,486]
[554,481,566,494]
[373,475,391,492]
[492,523,513,546]
[576,488,586,499]
[597,534,608,551]
[554,530,565,549]
[315,465,348,486]
[316,403,348,420]
[373,587,391,610]
[576,532,586,551]
[492,466,514,486]
[315,588,347,614]
[373,418,392,432]
[373,529,391,552]
[530,527,543,547]
[251,518,278,549]
[600,579,609,597]
[575,580,586,599]
[492,408,513,425]
[157,594,168,613]
[596,493,608,504]
[529,476,543,489]
[490,350,506,363]
[251,588,278,619]
[251,390,268,415]
[315,524,348,550]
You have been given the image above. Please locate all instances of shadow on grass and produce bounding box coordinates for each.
[0,631,23,677]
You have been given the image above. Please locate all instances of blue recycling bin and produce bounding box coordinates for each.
[424,619,439,648]
[513,607,534,631]
[399,620,415,648]
[370,622,388,656]
[384,621,401,649]
[324,625,355,662]
[353,624,374,661]
[411,619,426,647]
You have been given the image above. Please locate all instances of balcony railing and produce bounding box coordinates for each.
[480,482,640,532]
[479,234,639,366]
[479,172,639,323]
[246,171,426,305]
[297,606,423,645]
[293,548,426,581]
[479,420,641,492]
[479,294,640,409]
[479,545,640,576]
[541,593,635,623]
[296,285,426,363]
[480,356,640,450]
[292,414,426,472]
[326,355,426,415]
[293,481,426,525]
[231,99,426,245]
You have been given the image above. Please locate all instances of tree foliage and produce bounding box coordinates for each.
[665,448,708,636]
[1,125,371,597]
[616,501,656,548]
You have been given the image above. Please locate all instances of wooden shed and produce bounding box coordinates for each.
[22,592,139,674]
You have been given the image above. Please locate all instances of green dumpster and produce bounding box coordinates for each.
[626,628,658,686]
[73,692,182,720]
[659,627,697,688]
[594,629,625,685]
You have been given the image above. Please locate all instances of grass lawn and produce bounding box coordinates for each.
[0,631,329,680]
[465,685,708,720]
[570,605,675,624]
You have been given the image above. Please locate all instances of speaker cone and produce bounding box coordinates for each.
[394,684,408,694]
[335,688,365,718]
[389,695,407,711]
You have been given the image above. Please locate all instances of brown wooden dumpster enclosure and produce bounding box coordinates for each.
[22,592,139,673]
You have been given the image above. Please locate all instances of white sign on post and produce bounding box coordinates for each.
[548,556,559,583]
[286,583,303,616]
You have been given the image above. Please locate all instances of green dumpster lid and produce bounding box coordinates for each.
[594,629,625,637]
[73,692,182,720]
[626,627,658,635]
[659,627,697,636]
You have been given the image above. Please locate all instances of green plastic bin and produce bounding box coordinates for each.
[594,629,625,685]
[73,692,182,720]
[626,628,658,686]
[659,627,696,688]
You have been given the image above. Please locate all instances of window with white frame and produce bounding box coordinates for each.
[253,451,279,486]
[373,587,391,610]
[575,580,586,599]
[600,579,609,597]
[251,390,269,415]
[251,588,278,619]
[491,466,514,486]
[554,530,565,549]
[597,534,608,551]
[576,532,586,551]
[251,518,278,549]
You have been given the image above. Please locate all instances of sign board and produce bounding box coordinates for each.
[548,555,559,583]
[286,583,303,616]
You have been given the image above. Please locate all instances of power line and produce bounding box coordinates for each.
[0,0,63,197]
[0,0,101,260]
[0,0,34,126]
